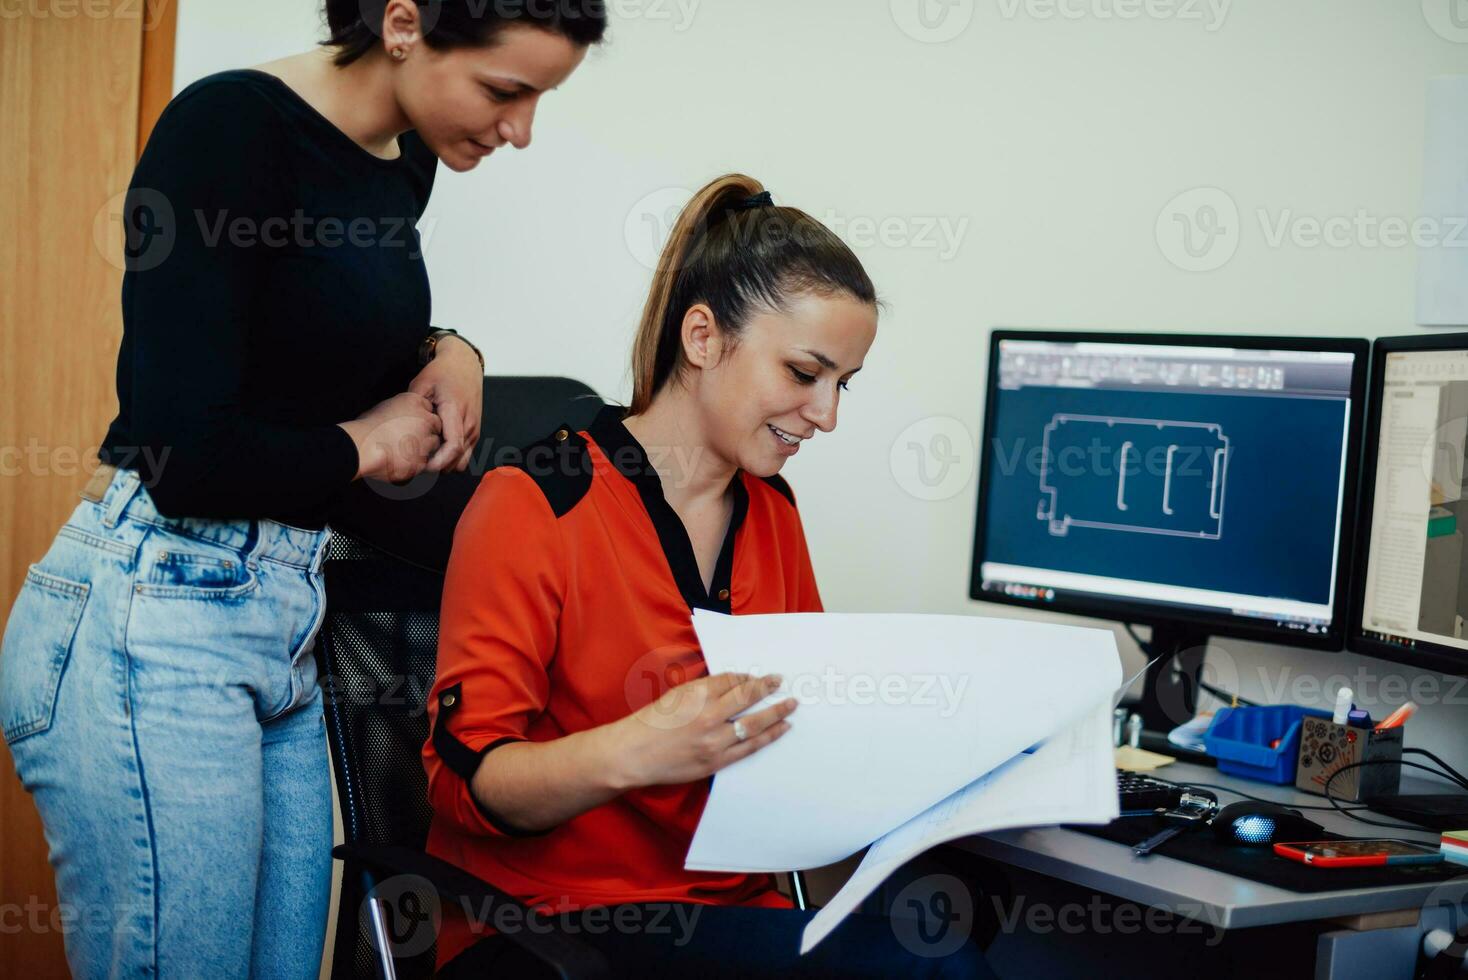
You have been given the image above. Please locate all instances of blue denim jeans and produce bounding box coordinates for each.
[0,467,334,979]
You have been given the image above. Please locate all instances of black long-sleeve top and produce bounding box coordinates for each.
[99,69,440,529]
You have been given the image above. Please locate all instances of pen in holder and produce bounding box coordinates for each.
[1294,717,1403,801]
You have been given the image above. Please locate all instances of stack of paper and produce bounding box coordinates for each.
[683,610,1122,953]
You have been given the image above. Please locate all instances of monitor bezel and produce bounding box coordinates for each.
[968,328,1369,652]
[1346,331,1468,677]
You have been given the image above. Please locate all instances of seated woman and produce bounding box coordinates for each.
[422,174,994,978]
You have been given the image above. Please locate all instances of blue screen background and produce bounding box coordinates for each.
[982,387,1349,605]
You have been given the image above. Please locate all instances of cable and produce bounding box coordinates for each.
[1122,623,1257,708]
[1148,775,1370,813]
[1157,764,1457,831]
[1403,747,1468,792]
[1159,756,1461,832]
[1323,759,1452,831]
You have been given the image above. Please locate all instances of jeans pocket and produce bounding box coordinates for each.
[0,566,90,745]
[133,526,259,600]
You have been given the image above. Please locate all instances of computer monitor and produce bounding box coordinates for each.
[1350,333,1468,677]
[970,330,1369,727]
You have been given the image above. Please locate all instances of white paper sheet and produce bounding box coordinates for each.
[684,611,1121,873]
[799,700,1119,953]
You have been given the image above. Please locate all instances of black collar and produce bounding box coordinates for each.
[587,404,746,613]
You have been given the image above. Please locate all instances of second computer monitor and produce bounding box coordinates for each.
[1351,334,1468,676]
[970,330,1368,649]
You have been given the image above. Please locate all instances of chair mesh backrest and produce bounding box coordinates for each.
[319,534,448,980]
[320,534,443,849]
[317,377,602,979]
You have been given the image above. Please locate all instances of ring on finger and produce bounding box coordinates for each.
[732,719,747,742]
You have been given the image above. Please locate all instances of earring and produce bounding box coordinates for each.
[391,47,405,60]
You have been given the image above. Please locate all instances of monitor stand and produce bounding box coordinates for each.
[1132,623,1210,733]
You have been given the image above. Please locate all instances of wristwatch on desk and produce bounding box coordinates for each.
[418,328,484,371]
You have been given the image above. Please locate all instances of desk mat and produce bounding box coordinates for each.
[1066,817,1465,893]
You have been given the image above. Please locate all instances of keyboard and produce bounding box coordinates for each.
[1117,769,1183,814]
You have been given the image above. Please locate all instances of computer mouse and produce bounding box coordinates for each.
[1210,801,1324,846]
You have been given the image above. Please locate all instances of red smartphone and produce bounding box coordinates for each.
[1273,839,1444,868]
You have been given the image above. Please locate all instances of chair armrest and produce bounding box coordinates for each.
[333,843,611,979]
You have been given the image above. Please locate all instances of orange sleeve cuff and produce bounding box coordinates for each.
[426,683,552,838]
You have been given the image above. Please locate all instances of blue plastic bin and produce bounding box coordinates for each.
[1203,705,1332,784]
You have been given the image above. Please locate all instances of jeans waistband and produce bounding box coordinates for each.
[82,464,333,571]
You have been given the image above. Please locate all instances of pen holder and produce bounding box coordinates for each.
[1294,717,1403,801]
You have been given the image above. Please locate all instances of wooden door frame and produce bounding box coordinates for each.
[139,0,177,155]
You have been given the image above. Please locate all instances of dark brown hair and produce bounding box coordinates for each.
[630,174,879,414]
[322,0,608,67]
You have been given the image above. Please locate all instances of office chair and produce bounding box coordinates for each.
[315,375,810,979]
[317,376,605,979]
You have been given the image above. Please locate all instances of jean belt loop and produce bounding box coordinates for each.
[239,519,264,566]
[102,471,143,529]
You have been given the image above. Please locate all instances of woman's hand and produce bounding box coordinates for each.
[605,672,797,790]
[337,391,443,483]
[408,336,483,472]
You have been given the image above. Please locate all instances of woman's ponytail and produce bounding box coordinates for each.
[628,173,878,416]
[630,175,765,415]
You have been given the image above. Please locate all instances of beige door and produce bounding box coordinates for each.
[0,1,175,974]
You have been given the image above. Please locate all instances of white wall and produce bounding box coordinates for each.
[174,1,1468,794]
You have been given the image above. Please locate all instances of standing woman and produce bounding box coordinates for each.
[0,1,603,976]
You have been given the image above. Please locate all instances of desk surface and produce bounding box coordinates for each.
[952,761,1454,931]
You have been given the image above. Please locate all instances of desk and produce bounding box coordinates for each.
[948,761,1462,980]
